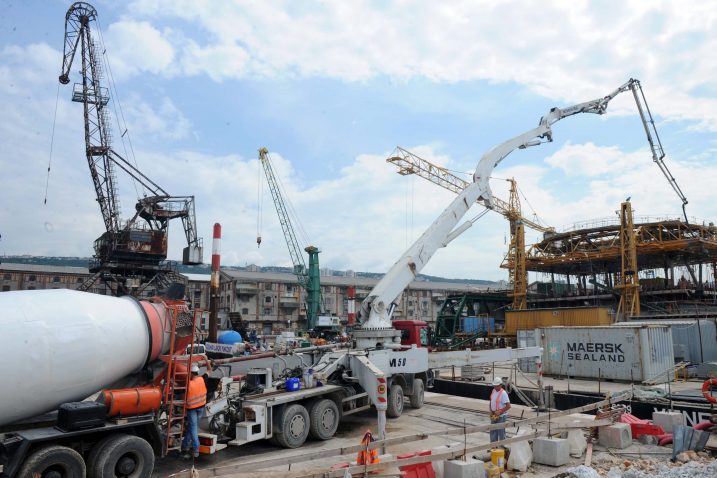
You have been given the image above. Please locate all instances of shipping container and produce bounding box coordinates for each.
[503,307,613,335]
[517,329,537,372]
[615,320,717,365]
[461,316,495,335]
[536,325,674,382]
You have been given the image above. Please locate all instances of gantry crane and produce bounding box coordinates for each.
[58,2,202,296]
[387,147,549,309]
[258,147,327,332]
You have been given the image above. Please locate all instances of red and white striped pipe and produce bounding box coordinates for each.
[347,286,356,325]
[211,223,221,288]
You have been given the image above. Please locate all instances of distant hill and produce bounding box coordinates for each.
[0,255,498,286]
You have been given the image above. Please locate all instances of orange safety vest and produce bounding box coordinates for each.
[357,432,380,465]
[186,376,207,409]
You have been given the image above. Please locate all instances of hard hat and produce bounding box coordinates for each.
[492,377,503,386]
[191,364,200,374]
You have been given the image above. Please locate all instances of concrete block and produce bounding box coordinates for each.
[566,429,587,457]
[598,423,632,449]
[652,411,683,433]
[445,458,485,478]
[532,437,570,467]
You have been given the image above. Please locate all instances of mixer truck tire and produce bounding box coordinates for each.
[87,433,154,478]
[272,404,310,448]
[409,378,425,409]
[17,445,85,478]
[386,385,404,418]
[308,398,340,440]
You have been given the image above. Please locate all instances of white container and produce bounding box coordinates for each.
[537,325,674,382]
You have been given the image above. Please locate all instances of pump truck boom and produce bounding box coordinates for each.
[7,77,669,476]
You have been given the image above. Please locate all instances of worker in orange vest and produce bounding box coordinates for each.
[182,364,207,459]
[357,430,380,466]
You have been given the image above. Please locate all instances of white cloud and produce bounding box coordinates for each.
[101,20,176,81]
[121,94,192,141]
[122,1,717,130]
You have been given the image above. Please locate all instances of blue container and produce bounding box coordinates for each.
[462,317,479,333]
[483,317,496,334]
[217,330,243,345]
[461,317,496,334]
[286,377,301,392]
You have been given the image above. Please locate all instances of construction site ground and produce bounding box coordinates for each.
[155,391,716,478]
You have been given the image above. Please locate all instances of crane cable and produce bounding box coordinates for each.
[44,82,62,205]
[95,17,144,200]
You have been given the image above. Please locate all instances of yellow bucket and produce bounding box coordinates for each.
[490,448,505,471]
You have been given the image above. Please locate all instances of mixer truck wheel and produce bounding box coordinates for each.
[386,385,404,418]
[17,445,85,478]
[409,378,425,409]
[87,433,154,478]
[273,403,310,448]
[308,398,340,440]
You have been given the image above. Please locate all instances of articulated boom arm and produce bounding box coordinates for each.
[359,80,649,329]
[541,78,688,220]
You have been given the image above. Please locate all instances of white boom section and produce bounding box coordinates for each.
[428,346,543,369]
[359,82,638,330]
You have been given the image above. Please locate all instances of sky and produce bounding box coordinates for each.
[1,0,716,282]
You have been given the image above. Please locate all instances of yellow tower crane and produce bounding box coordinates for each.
[386,147,552,309]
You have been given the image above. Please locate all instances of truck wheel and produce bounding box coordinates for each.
[17,445,85,478]
[308,399,340,440]
[386,385,404,418]
[273,403,310,448]
[87,433,154,478]
[409,378,425,409]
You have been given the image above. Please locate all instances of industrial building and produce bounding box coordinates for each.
[0,261,499,335]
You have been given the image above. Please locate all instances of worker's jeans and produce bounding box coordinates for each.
[490,414,506,443]
[182,407,205,451]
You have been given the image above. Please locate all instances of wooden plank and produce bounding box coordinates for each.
[585,441,593,466]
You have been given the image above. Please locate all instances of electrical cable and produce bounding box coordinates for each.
[44,82,61,205]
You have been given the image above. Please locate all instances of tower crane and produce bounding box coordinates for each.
[387,148,548,309]
[257,147,326,332]
[58,2,202,296]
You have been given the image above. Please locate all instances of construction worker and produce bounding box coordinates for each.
[182,364,207,459]
[489,377,510,443]
[356,430,380,466]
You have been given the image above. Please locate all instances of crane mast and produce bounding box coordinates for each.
[59,2,202,296]
[258,148,323,331]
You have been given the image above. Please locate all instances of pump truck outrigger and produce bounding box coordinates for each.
[0,78,658,477]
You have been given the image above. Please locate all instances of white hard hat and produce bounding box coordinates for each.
[191,364,200,374]
[492,377,503,386]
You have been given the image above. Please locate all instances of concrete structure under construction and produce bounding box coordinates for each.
[524,214,717,319]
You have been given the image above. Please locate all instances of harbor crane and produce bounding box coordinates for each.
[257,147,328,333]
[58,2,202,296]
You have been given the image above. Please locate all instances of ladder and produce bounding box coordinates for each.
[160,301,200,456]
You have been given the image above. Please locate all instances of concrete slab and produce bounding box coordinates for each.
[652,410,683,433]
[532,437,570,467]
[598,423,632,449]
[444,458,485,478]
